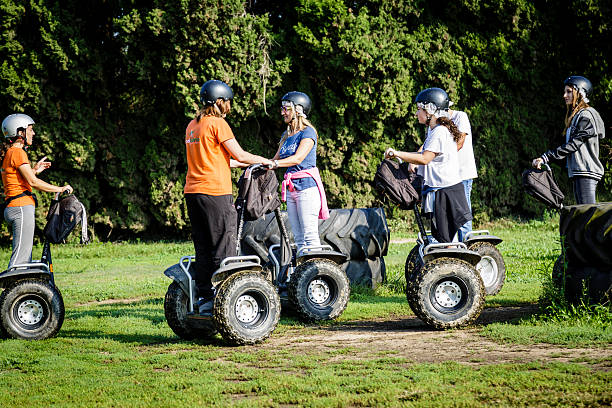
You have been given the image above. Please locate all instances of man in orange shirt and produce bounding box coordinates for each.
[1,114,72,267]
[185,80,272,316]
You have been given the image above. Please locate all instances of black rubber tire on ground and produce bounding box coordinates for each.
[240,208,390,288]
[213,271,281,345]
[404,244,424,315]
[559,203,612,267]
[409,258,485,329]
[467,242,506,296]
[288,259,350,321]
[0,279,64,340]
[404,244,422,286]
[552,258,612,305]
[552,255,565,290]
[342,257,386,288]
[164,281,216,340]
[319,208,390,260]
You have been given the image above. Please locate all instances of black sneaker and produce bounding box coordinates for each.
[188,297,213,319]
[198,299,214,316]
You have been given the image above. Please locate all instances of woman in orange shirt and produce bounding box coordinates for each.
[184,80,272,316]
[1,114,72,268]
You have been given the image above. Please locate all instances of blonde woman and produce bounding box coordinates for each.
[532,76,605,204]
[270,92,329,251]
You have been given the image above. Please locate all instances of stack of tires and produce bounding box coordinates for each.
[240,208,390,288]
[554,203,612,304]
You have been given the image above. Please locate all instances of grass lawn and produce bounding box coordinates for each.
[0,216,610,407]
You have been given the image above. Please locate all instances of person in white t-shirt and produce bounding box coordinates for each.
[448,106,477,241]
[385,88,472,243]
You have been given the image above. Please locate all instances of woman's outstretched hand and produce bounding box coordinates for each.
[384,148,396,159]
[33,156,51,175]
[532,158,543,169]
[61,185,73,194]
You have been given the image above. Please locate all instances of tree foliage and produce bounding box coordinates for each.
[1,0,610,240]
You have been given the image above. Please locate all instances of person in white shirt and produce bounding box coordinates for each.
[385,88,472,243]
[448,106,477,241]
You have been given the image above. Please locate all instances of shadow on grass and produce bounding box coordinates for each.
[56,328,205,345]
[66,297,166,324]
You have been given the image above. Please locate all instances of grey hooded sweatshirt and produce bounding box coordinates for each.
[541,107,606,180]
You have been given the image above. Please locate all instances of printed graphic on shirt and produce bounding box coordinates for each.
[186,129,200,144]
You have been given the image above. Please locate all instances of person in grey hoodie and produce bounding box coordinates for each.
[532,75,606,204]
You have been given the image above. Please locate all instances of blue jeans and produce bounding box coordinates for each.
[571,177,598,204]
[458,179,473,242]
[286,186,321,250]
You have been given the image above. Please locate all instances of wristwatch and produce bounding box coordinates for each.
[274,160,279,168]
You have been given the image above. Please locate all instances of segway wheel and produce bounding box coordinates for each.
[213,271,280,345]
[288,259,350,322]
[468,242,506,295]
[552,255,565,290]
[404,244,423,302]
[410,258,485,329]
[0,279,64,340]
[164,281,216,340]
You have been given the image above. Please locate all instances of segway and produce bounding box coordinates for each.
[164,166,280,345]
[402,204,486,329]
[0,241,64,340]
[376,154,485,329]
[163,165,349,345]
[243,164,350,322]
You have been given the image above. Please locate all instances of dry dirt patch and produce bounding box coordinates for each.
[261,305,611,370]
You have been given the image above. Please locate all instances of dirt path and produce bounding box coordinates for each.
[262,305,611,370]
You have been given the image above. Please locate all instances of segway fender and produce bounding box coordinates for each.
[423,248,481,267]
[211,262,263,288]
[0,267,52,289]
[296,250,347,265]
[464,230,502,246]
[163,263,192,297]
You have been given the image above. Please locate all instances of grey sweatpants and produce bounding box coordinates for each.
[4,205,35,268]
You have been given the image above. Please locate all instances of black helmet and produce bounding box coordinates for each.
[564,75,593,98]
[281,91,312,115]
[200,80,234,105]
[415,88,450,111]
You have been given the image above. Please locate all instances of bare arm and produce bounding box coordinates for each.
[273,138,315,168]
[18,164,72,193]
[385,148,436,165]
[230,159,248,168]
[223,138,273,166]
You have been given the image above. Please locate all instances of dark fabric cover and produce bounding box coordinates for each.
[374,159,422,210]
[431,182,472,243]
[43,194,87,244]
[235,167,281,221]
[522,168,564,209]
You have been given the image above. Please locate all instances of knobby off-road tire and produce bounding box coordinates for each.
[164,281,216,340]
[468,242,506,296]
[0,279,64,340]
[342,257,386,288]
[404,244,423,315]
[240,208,389,287]
[410,258,485,329]
[213,271,280,345]
[552,255,565,291]
[559,203,612,267]
[288,259,350,322]
[552,255,611,304]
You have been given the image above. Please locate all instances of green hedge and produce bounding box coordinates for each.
[1,0,610,240]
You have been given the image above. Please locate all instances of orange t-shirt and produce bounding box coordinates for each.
[1,146,35,207]
[184,116,235,195]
